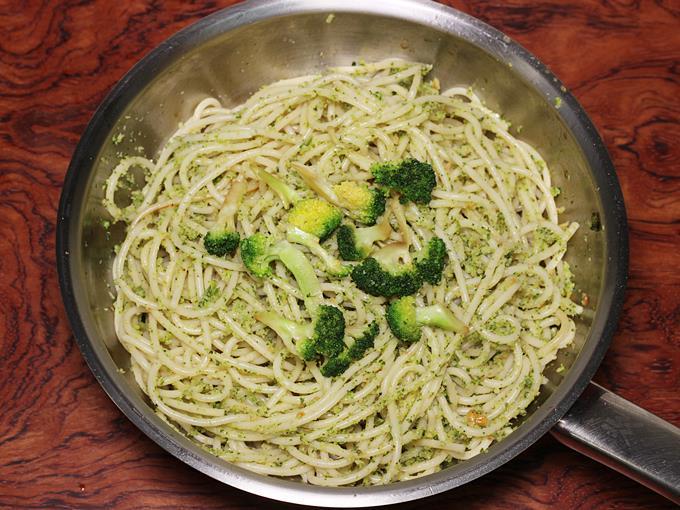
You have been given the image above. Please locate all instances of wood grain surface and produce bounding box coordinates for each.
[0,0,678,508]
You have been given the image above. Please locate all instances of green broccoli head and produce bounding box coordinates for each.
[350,237,448,297]
[371,158,436,204]
[312,305,346,358]
[414,237,448,285]
[296,338,319,361]
[386,296,420,343]
[336,217,392,261]
[386,296,467,343]
[239,233,275,277]
[319,356,351,378]
[320,320,379,377]
[288,198,342,241]
[204,230,240,257]
[336,225,363,261]
[345,320,379,360]
[332,181,386,225]
[350,243,422,297]
[351,257,422,297]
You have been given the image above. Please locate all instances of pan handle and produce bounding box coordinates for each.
[551,382,680,504]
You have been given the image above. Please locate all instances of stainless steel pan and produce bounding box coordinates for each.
[56,0,680,506]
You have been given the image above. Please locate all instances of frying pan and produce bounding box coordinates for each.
[55,0,680,506]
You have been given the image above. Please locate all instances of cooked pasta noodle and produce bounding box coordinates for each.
[105,59,581,486]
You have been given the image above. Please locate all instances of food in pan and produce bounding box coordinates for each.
[104,60,581,486]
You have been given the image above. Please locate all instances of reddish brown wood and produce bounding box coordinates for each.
[0,1,678,508]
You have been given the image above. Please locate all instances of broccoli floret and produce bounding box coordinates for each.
[350,243,422,297]
[332,181,386,225]
[351,258,421,297]
[257,168,301,208]
[350,238,448,297]
[414,237,448,285]
[336,216,392,261]
[204,230,240,257]
[240,234,276,277]
[240,234,322,313]
[293,162,386,225]
[345,320,379,360]
[255,305,345,361]
[320,320,379,377]
[287,227,350,277]
[288,198,342,242]
[371,158,436,204]
[258,166,385,228]
[204,179,246,257]
[309,305,345,357]
[386,296,467,343]
[319,355,351,378]
[336,226,362,261]
[244,233,346,361]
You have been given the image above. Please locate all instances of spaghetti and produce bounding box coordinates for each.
[105,60,581,486]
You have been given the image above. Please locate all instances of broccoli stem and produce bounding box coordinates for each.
[255,311,312,342]
[415,304,466,333]
[386,296,467,343]
[275,241,322,314]
[292,162,339,205]
[287,227,349,277]
[389,196,412,246]
[369,216,394,244]
[216,179,246,231]
[240,235,323,312]
[374,242,411,268]
[257,168,301,208]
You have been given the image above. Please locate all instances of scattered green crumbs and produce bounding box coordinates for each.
[198,283,220,308]
[589,211,602,231]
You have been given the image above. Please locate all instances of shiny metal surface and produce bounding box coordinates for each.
[553,383,680,504]
[57,0,631,506]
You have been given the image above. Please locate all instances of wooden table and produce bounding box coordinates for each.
[1,1,677,508]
